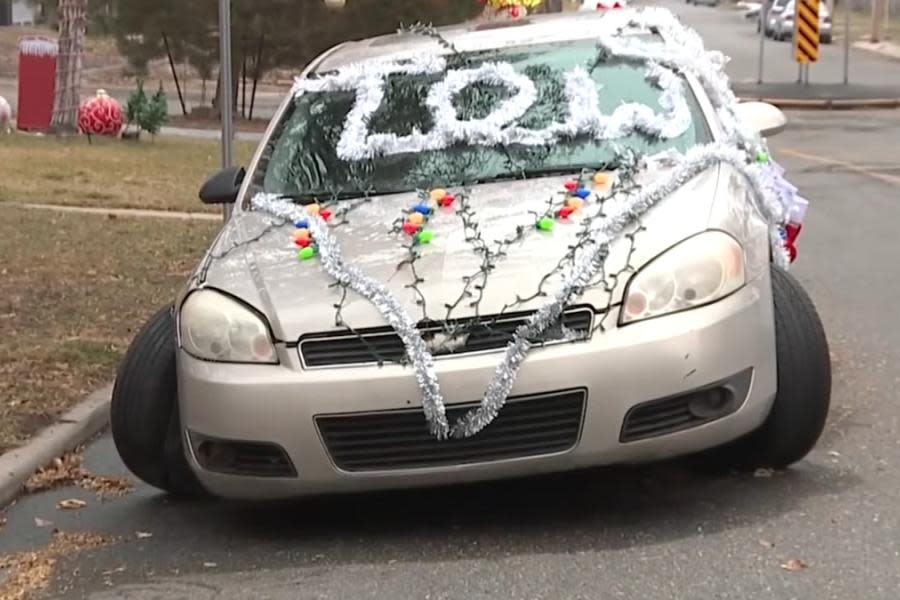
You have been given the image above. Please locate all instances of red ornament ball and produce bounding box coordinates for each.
[78,90,123,136]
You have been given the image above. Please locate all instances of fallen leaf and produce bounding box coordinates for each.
[80,474,133,498]
[57,499,87,510]
[754,468,774,478]
[26,451,86,494]
[758,539,774,549]
[203,561,218,568]
[34,517,53,528]
[781,559,807,572]
[135,531,153,539]
[0,531,113,600]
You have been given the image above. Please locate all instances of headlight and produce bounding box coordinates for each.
[180,290,278,363]
[620,231,746,325]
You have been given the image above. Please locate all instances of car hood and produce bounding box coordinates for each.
[199,163,722,341]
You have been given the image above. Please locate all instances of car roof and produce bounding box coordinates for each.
[314,10,653,72]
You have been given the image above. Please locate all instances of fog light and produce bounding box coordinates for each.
[687,388,735,419]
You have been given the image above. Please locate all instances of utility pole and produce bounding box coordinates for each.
[218,0,234,222]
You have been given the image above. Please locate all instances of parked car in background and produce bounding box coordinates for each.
[771,0,833,43]
[739,1,763,19]
[762,0,791,34]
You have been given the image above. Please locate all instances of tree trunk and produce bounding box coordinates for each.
[249,34,264,121]
[241,51,247,119]
[51,0,87,134]
[162,32,188,116]
[872,0,887,42]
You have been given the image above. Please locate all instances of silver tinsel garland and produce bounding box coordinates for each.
[252,7,805,439]
[292,50,692,161]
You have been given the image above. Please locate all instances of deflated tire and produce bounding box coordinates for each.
[110,306,205,496]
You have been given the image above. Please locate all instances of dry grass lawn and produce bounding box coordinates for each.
[0,134,256,213]
[0,206,219,451]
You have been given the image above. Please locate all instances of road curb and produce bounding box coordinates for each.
[0,383,112,509]
[737,96,900,109]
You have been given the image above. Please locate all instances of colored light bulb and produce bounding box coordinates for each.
[558,206,575,219]
[566,197,584,211]
[402,222,420,236]
[293,228,310,240]
[416,230,435,244]
[298,247,316,260]
[429,188,448,202]
[537,217,555,231]
[407,212,425,226]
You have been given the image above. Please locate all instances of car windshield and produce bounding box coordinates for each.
[250,38,712,202]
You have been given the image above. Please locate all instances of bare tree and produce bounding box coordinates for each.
[51,0,87,134]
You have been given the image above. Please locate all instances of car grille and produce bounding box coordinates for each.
[298,307,594,368]
[316,389,586,472]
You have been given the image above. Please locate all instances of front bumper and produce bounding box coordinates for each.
[177,273,777,500]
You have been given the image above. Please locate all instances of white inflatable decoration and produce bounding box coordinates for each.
[0,96,11,133]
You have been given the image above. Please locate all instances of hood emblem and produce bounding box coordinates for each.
[425,331,470,354]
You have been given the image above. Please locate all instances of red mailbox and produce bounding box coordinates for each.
[17,37,58,132]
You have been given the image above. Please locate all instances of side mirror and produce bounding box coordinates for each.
[199,166,246,205]
[734,101,788,137]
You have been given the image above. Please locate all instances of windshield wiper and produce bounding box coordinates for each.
[270,190,367,203]
[474,164,619,186]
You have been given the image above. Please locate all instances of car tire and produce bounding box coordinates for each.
[700,266,831,470]
[110,306,206,497]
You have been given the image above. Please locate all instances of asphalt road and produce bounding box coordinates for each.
[3,5,900,600]
[668,0,900,86]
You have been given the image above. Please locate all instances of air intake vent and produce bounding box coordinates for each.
[192,434,296,478]
[317,389,586,472]
[620,369,753,443]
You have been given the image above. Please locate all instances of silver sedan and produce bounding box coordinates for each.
[111,10,830,500]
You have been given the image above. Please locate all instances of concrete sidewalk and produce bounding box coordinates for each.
[733,82,900,108]
[854,40,900,63]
